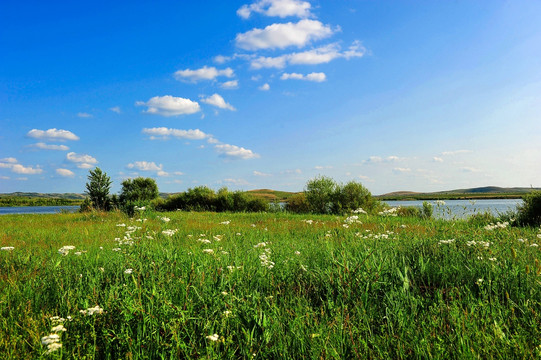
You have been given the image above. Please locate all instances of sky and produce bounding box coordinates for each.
[1,0,540,195]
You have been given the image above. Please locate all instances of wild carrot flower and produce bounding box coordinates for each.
[254,242,267,248]
[1,246,14,251]
[220,220,231,225]
[80,305,104,316]
[58,245,76,256]
[51,325,67,332]
[124,268,133,274]
[206,334,220,342]
[203,249,214,254]
[41,334,60,345]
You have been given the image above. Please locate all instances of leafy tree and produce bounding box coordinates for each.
[333,180,374,214]
[120,177,159,203]
[305,176,338,214]
[84,167,112,211]
[517,191,541,226]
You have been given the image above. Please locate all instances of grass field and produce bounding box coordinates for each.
[1,210,540,358]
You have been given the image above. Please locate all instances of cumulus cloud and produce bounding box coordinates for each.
[67,152,97,169]
[250,41,365,69]
[56,168,75,177]
[136,95,201,117]
[27,128,80,141]
[314,165,332,170]
[127,161,163,171]
[280,72,326,82]
[174,66,234,82]
[110,106,121,113]
[0,157,17,164]
[253,170,272,177]
[433,157,444,162]
[235,19,334,51]
[259,83,270,91]
[364,155,402,164]
[77,112,92,118]
[31,143,69,151]
[12,164,43,174]
[215,144,260,160]
[223,178,251,186]
[201,94,236,111]
[142,127,210,140]
[238,0,312,19]
[221,80,239,89]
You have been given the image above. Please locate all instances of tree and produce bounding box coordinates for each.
[119,177,159,204]
[333,180,375,214]
[85,167,112,211]
[305,176,338,214]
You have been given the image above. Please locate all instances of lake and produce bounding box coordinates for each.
[0,205,80,215]
[384,199,522,219]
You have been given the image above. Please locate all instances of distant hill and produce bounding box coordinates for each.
[377,186,541,200]
[0,192,86,200]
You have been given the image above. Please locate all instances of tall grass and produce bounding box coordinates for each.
[0,210,540,358]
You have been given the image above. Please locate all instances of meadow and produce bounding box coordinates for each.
[1,209,540,359]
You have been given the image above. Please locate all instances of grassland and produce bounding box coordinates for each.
[0,196,83,207]
[1,210,540,358]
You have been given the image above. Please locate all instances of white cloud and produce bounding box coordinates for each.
[364,155,401,164]
[201,94,236,111]
[56,168,75,177]
[157,170,170,177]
[77,163,94,169]
[393,167,411,173]
[235,19,334,51]
[281,72,326,82]
[66,152,98,164]
[215,144,260,160]
[442,150,472,156]
[223,178,251,186]
[238,0,312,19]
[357,175,371,180]
[142,127,210,140]
[127,161,163,172]
[110,106,121,113]
[253,170,272,177]
[174,66,234,82]
[0,157,17,164]
[433,157,444,162]
[173,171,184,176]
[250,41,365,69]
[461,167,480,173]
[282,168,302,174]
[0,176,9,180]
[221,80,239,89]
[12,164,43,174]
[32,143,69,151]
[259,83,270,91]
[136,95,201,117]
[77,112,92,118]
[27,128,79,141]
[16,177,28,181]
[314,165,332,170]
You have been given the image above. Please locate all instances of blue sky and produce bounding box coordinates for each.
[1,0,540,195]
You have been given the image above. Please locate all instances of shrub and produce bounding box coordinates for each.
[286,193,310,214]
[120,177,159,204]
[422,201,433,219]
[333,181,377,214]
[305,176,338,214]
[516,191,541,226]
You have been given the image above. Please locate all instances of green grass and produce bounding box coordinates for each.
[1,210,540,359]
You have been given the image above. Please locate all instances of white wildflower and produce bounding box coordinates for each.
[112,248,122,252]
[221,291,228,296]
[300,265,308,272]
[206,334,220,342]
[1,246,14,251]
[213,235,223,241]
[435,200,446,206]
[203,249,214,254]
[124,268,133,274]
[80,305,104,316]
[489,258,497,261]
[294,251,301,255]
[438,239,455,245]
[223,310,232,317]
[134,206,146,211]
[116,223,126,227]
[162,229,178,237]
[197,238,211,244]
[160,217,171,222]
[41,334,60,345]
[220,220,230,225]
[254,242,267,248]
[58,245,76,256]
[530,244,539,247]
[45,342,62,354]
[51,325,67,333]
[352,208,367,214]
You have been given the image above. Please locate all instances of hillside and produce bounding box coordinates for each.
[377,186,541,200]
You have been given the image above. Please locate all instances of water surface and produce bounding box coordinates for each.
[0,206,80,215]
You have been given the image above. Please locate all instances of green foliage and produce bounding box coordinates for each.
[422,201,433,219]
[119,177,159,203]
[0,196,82,207]
[516,190,541,226]
[305,176,338,214]
[78,198,93,213]
[84,167,112,211]
[156,186,269,213]
[304,176,378,215]
[286,193,310,213]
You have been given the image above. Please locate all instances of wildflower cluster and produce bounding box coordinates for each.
[255,242,274,269]
[58,245,76,256]
[438,239,456,245]
[484,221,509,231]
[356,230,395,240]
[344,215,362,225]
[352,208,367,214]
[79,305,104,316]
[1,246,14,251]
[41,316,70,354]
[378,208,398,217]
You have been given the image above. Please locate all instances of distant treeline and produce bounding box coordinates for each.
[0,196,83,207]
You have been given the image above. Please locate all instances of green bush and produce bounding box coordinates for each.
[516,191,541,226]
[305,176,337,214]
[286,193,310,214]
[422,201,433,219]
